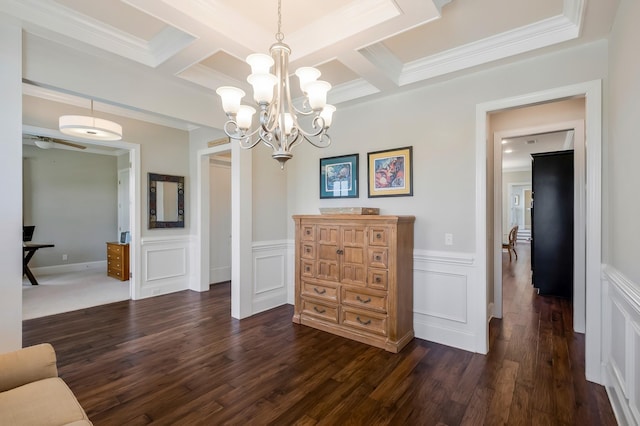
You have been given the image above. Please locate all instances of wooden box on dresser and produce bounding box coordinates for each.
[106,242,129,281]
[292,214,415,353]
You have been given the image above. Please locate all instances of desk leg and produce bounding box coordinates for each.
[23,249,39,285]
[24,265,39,285]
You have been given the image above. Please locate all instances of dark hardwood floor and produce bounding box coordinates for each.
[22,244,617,425]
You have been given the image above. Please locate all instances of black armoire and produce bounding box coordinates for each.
[531,150,574,298]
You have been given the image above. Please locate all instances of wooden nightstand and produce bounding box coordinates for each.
[106,242,130,281]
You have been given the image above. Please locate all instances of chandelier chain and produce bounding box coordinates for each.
[276,0,284,42]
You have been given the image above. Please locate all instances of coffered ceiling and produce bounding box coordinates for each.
[1,0,619,129]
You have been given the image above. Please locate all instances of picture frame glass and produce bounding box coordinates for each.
[319,154,359,198]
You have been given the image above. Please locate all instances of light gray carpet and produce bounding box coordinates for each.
[22,268,130,320]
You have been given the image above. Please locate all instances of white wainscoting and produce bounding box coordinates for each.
[252,240,289,314]
[140,236,190,298]
[602,264,640,426]
[413,250,478,352]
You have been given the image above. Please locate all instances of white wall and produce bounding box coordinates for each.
[0,16,23,352]
[287,40,609,352]
[603,0,640,424]
[22,145,117,267]
[209,160,231,284]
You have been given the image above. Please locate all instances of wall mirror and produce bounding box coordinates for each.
[149,173,185,228]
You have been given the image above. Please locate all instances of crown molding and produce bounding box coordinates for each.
[327,79,380,105]
[400,13,581,85]
[3,0,195,67]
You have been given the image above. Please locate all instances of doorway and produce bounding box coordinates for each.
[21,124,140,317]
[476,80,603,384]
[195,141,253,319]
[209,153,232,285]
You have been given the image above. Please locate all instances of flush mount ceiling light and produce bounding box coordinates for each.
[216,0,335,169]
[59,100,122,141]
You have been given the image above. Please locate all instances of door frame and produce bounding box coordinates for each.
[476,80,602,383]
[195,141,254,319]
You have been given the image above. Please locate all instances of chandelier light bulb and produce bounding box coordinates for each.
[305,81,331,110]
[295,67,321,93]
[247,73,277,104]
[236,105,256,130]
[320,105,336,128]
[246,53,274,74]
[216,86,245,115]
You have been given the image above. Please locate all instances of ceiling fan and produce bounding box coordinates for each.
[24,134,87,150]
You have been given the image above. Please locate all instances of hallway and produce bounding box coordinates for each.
[491,242,613,423]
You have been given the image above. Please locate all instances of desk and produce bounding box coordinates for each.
[23,243,54,285]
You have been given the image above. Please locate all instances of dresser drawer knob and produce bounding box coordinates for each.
[356,295,372,304]
[306,230,311,235]
[313,306,326,314]
[375,277,381,283]
[376,233,381,239]
[305,266,311,272]
[356,316,371,326]
[375,255,381,261]
[314,287,326,295]
[305,247,311,253]
[336,249,344,255]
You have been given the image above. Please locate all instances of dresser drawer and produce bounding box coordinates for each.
[107,260,122,270]
[301,225,315,241]
[107,244,124,255]
[301,259,315,278]
[368,227,389,246]
[301,281,338,303]
[108,267,125,279]
[342,308,387,336]
[368,269,388,291]
[301,242,315,259]
[341,288,387,313]
[302,299,339,324]
[368,247,388,268]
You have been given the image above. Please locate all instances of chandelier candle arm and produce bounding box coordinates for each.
[215,0,335,169]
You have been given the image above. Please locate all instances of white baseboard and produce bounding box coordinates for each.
[209,266,231,284]
[30,261,107,276]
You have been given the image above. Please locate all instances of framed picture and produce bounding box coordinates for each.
[319,154,359,198]
[367,146,413,197]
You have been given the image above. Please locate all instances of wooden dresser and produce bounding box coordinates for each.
[292,214,415,353]
[106,242,129,281]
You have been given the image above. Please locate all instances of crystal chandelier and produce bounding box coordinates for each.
[216,0,335,169]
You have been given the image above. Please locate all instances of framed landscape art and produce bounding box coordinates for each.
[367,146,413,197]
[319,154,359,198]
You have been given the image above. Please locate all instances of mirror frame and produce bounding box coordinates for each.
[148,173,185,229]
